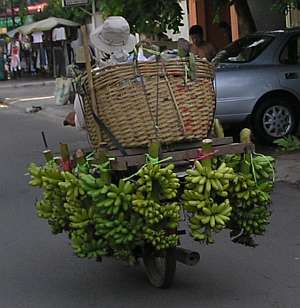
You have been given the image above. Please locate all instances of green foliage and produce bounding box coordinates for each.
[274,135,300,151]
[99,0,184,34]
[33,0,90,24]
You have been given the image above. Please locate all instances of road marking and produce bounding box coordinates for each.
[19,96,55,102]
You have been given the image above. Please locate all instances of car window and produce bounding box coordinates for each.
[280,35,300,65]
[213,35,274,64]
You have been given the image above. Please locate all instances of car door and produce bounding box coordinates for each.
[279,34,300,97]
[215,64,258,122]
[214,34,278,123]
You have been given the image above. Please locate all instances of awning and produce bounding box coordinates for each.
[7,17,80,37]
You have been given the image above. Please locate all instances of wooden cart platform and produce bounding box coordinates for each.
[105,137,254,171]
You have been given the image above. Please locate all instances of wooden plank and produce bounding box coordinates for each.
[214,143,254,156]
[109,142,254,171]
[162,148,198,162]
[110,159,128,171]
[106,137,234,158]
[108,147,147,157]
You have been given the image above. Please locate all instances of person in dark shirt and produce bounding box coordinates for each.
[189,25,216,61]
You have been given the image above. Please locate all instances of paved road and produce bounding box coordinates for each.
[1,84,73,124]
[1,84,55,101]
[0,105,300,308]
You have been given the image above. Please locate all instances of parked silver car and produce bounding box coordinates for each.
[214,28,300,143]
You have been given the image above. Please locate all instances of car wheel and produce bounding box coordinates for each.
[253,96,299,144]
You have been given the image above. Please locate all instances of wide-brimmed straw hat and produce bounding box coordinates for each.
[90,16,136,53]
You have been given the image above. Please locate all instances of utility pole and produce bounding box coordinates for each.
[92,0,96,30]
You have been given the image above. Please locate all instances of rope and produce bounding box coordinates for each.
[123,155,173,182]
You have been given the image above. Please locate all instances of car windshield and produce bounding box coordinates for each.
[213,35,274,64]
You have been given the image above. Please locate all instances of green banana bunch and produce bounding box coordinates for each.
[28,162,63,190]
[29,162,68,234]
[132,193,180,226]
[112,249,137,264]
[229,174,257,205]
[78,173,104,195]
[96,180,134,216]
[252,155,275,183]
[41,162,64,190]
[70,229,108,259]
[132,163,181,250]
[59,172,86,202]
[230,206,270,236]
[189,199,232,243]
[137,163,180,199]
[36,195,68,234]
[227,161,274,208]
[183,189,208,212]
[36,199,52,220]
[143,227,178,250]
[161,203,181,229]
[184,159,235,244]
[185,160,235,198]
[95,212,143,247]
[132,196,180,248]
[69,206,95,229]
[216,154,242,170]
[132,195,164,224]
[28,163,43,187]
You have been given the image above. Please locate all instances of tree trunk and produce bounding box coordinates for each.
[232,0,257,35]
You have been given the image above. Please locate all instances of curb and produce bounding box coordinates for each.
[0,80,55,89]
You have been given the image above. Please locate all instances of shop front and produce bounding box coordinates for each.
[1,17,79,80]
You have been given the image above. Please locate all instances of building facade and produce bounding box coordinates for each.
[187,0,286,51]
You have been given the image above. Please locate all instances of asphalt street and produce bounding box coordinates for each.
[0,84,55,103]
[0,104,299,308]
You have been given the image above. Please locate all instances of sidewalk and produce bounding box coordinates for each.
[0,78,55,89]
[275,152,300,185]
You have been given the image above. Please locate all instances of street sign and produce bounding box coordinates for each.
[62,0,89,7]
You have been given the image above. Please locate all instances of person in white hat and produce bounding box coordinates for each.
[65,16,138,129]
[90,16,137,66]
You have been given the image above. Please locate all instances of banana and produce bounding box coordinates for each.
[209,216,216,228]
[203,207,212,216]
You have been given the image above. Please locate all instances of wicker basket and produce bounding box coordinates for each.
[82,58,216,150]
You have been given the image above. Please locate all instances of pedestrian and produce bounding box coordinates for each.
[189,25,216,61]
[7,33,21,78]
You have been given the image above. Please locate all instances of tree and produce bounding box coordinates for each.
[32,0,183,35]
[213,0,300,35]
[99,0,183,34]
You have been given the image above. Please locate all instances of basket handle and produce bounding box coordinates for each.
[160,62,186,136]
[132,57,159,138]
